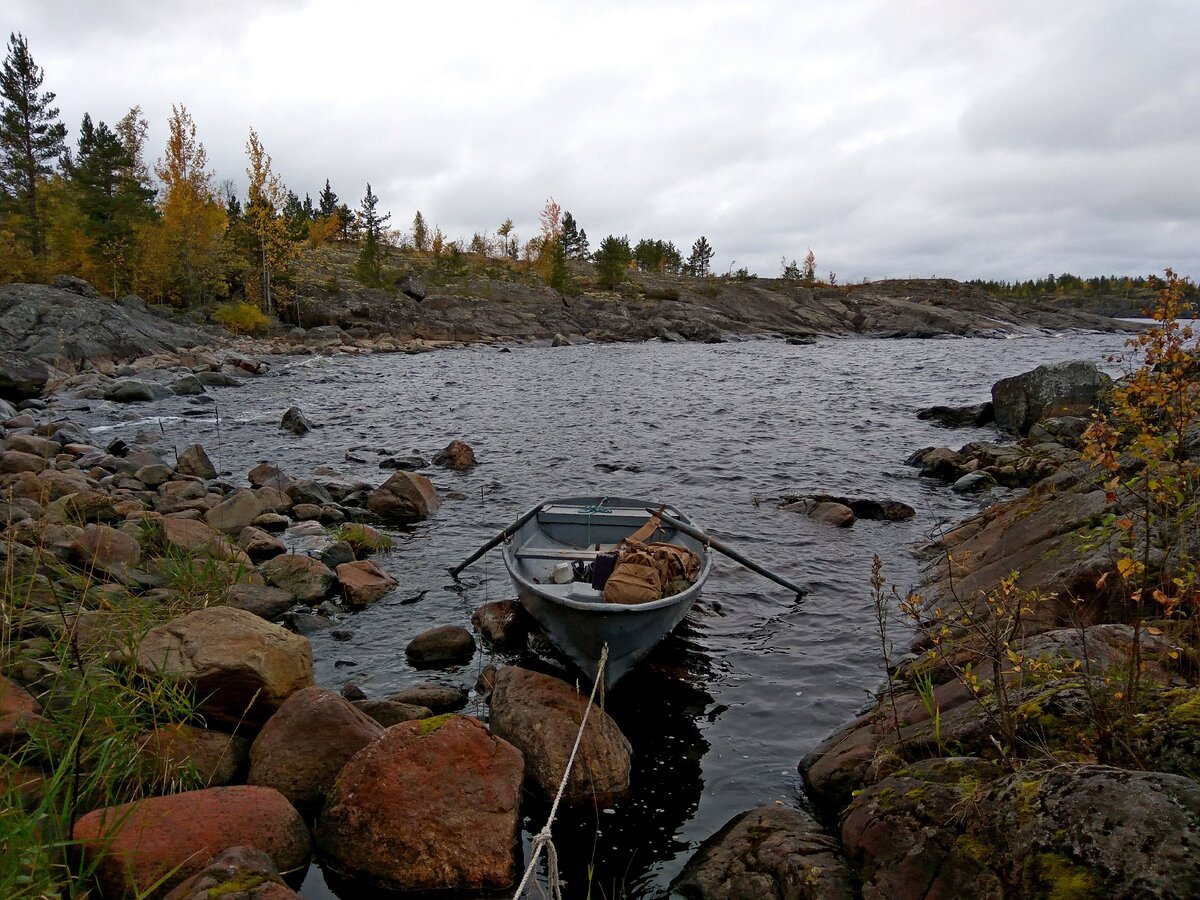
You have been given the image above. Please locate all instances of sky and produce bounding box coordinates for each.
[8,0,1200,281]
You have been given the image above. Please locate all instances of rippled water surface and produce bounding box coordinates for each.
[82,331,1130,898]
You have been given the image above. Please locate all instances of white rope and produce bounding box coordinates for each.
[512,644,610,900]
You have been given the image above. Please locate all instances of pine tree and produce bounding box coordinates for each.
[593,234,631,290]
[353,183,390,285]
[686,235,714,277]
[560,211,581,258]
[781,256,800,279]
[0,32,67,257]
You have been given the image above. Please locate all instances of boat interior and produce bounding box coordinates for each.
[504,500,706,604]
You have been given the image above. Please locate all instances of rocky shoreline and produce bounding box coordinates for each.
[2,280,1194,898]
[0,276,1137,402]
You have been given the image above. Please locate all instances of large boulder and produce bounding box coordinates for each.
[104,378,171,403]
[0,349,51,400]
[366,470,440,523]
[136,606,314,728]
[488,666,631,802]
[72,786,310,898]
[261,554,336,603]
[316,715,524,893]
[841,759,1200,900]
[991,360,1111,435]
[248,686,383,815]
[672,805,856,900]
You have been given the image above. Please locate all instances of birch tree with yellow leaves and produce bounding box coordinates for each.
[243,128,294,314]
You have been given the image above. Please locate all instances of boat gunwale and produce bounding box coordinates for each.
[501,497,714,614]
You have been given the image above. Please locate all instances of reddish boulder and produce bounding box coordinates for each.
[144,724,250,788]
[489,666,631,803]
[316,715,523,893]
[73,786,310,898]
[248,686,383,814]
[335,559,398,607]
[366,470,440,523]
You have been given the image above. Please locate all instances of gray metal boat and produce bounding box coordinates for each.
[501,497,713,688]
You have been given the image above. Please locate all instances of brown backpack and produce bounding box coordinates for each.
[603,544,669,605]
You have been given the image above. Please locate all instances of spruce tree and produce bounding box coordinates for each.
[0,32,67,257]
[354,183,390,285]
[317,179,339,218]
[63,113,154,294]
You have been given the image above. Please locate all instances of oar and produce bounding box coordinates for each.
[448,502,546,578]
[647,507,807,598]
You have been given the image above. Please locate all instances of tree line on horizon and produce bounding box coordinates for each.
[2,32,1179,319]
[0,32,741,316]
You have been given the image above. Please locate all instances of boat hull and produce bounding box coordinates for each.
[514,581,702,687]
[501,497,712,688]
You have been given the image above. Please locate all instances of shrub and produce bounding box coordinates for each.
[213,301,269,335]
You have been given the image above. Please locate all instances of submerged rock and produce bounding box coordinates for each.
[405,625,475,667]
[279,406,313,435]
[672,805,856,900]
[162,846,299,900]
[433,439,476,471]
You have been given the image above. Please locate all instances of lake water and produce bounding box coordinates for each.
[82,329,1133,898]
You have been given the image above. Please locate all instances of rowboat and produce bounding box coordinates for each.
[501,497,713,688]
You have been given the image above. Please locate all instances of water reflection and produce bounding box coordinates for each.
[515,625,715,899]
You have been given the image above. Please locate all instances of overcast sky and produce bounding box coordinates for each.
[9,0,1200,281]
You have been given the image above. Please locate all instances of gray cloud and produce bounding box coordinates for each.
[7,0,1198,281]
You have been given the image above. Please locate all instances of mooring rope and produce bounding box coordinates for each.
[512,644,610,900]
